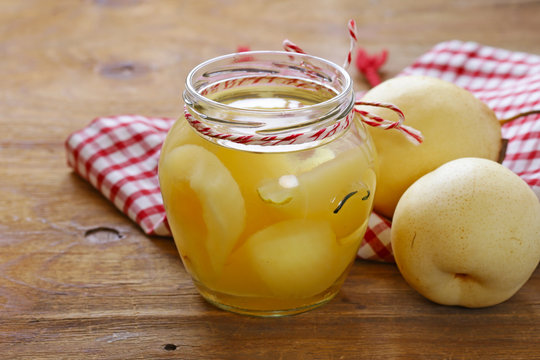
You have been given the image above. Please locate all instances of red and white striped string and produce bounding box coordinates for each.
[344,19,358,69]
[354,101,424,144]
[282,39,306,55]
[281,19,423,145]
[282,19,357,70]
[184,105,354,146]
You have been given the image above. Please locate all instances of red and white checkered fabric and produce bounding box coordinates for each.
[65,41,540,262]
[66,115,175,236]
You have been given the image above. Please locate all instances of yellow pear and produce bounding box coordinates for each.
[358,76,502,218]
[391,158,540,308]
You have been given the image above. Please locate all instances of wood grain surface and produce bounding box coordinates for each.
[1,0,539,359]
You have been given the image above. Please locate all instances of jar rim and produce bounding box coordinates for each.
[184,50,353,116]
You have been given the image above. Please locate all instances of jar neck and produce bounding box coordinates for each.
[183,51,355,153]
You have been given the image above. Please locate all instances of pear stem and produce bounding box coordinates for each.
[500,109,540,125]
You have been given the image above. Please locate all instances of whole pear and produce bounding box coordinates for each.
[358,76,501,218]
[391,158,540,308]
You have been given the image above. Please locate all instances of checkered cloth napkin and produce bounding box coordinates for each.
[65,40,540,262]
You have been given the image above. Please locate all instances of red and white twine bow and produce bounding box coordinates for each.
[283,19,424,145]
[187,20,423,147]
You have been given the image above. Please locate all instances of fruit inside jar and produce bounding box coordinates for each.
[159,76,377,316]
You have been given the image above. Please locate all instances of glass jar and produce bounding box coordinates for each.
[158,51,377,316]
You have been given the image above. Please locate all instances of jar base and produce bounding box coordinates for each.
[194,280,343,317]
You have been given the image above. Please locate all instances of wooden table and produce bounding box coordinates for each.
[1,0,539,358]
